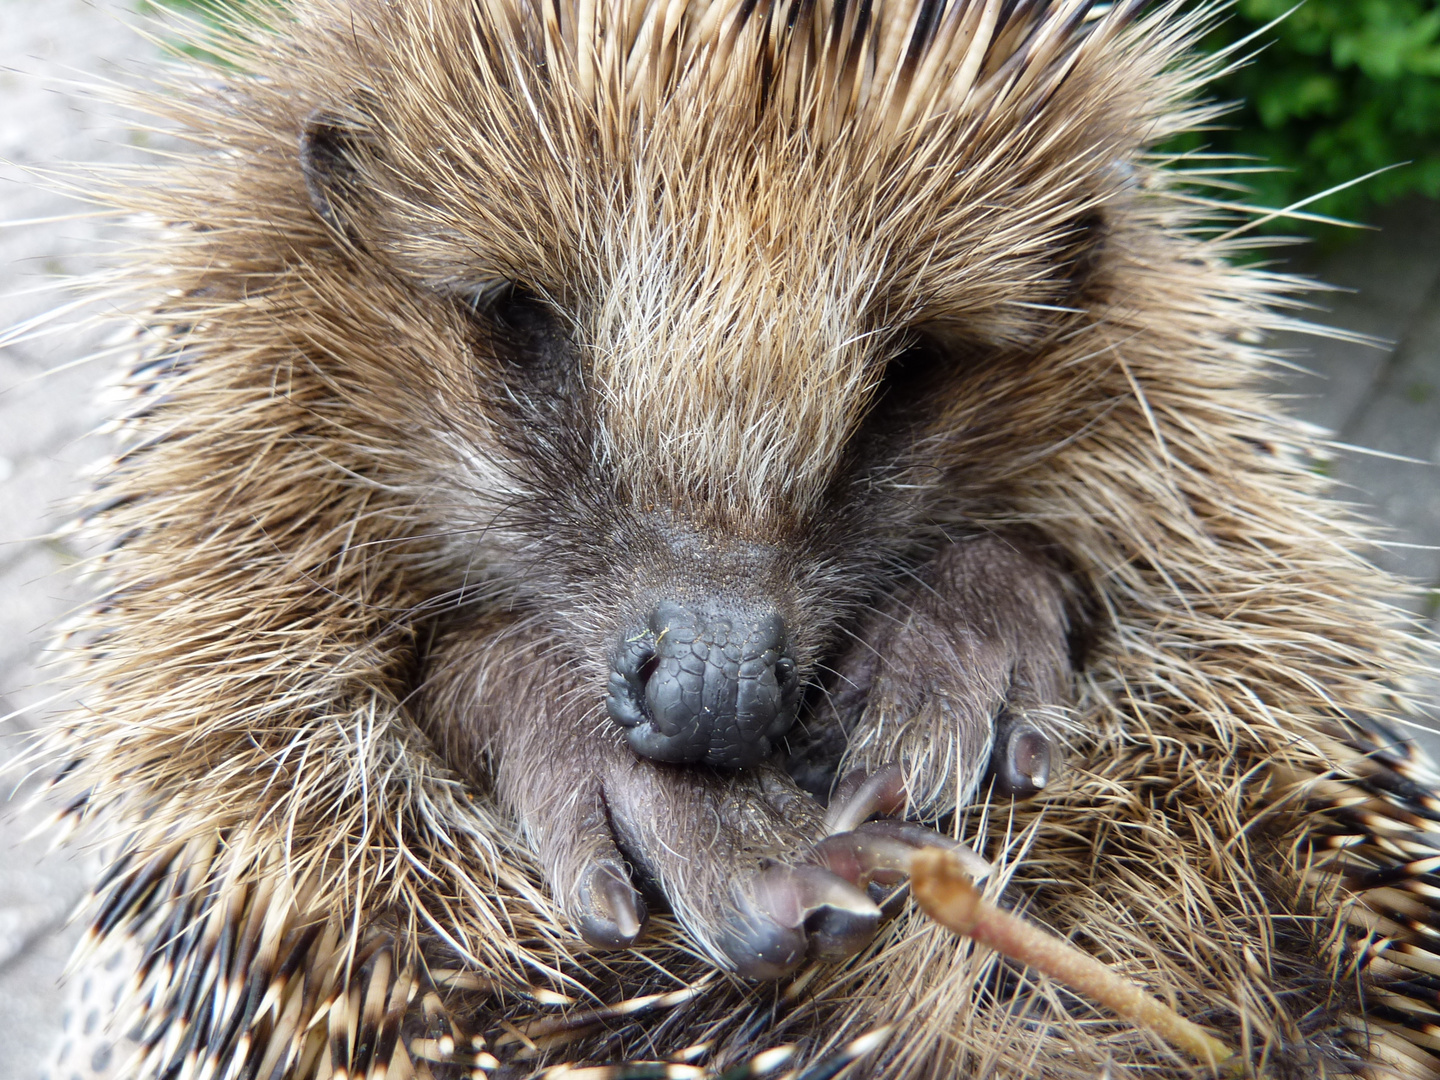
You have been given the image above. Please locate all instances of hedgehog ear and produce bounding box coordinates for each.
[299,108,379,241]
[1063,162,1139,296]
[1063,210,1109,294]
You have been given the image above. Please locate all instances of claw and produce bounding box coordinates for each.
[574,862,647,948]
[824,764,907,835]
[720,863,881,978]
[991,717,1053,797]
[815,821,992,888]
[854,820,992,880]
[715,895,807,981]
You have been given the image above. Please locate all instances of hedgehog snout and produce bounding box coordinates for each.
[605,599,801,769]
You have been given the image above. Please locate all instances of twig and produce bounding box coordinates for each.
[909,847,1240,1075]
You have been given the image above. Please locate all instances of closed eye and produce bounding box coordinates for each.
[868,329,956,423]
[461,280,572,377]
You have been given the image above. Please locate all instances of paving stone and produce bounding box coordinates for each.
[0,922,89,1080]
[1332,284,1440,599]
[0,554,88,744]
[0,354,110,465]
[0,4,157,1076]
[1269,323,1393,436]
[1266,200,1440,613]
[0,718,104,1080]
[1269,200,1440,434]
[0,782,96,971]
[0,439,106,565]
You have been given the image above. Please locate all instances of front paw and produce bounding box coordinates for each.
[426,622,965,979]
[542,754,967,979]
[797,536,1072,810]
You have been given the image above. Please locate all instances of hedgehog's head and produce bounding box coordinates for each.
[293,0,1166,768]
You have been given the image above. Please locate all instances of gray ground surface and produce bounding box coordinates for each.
[0,3,1438,1078]
[1,1,154,1075]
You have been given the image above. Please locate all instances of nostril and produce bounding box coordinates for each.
[609,602,801,768]
[606,632,657,730]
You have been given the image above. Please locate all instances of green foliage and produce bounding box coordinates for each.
[137,0,287,63]
[1178,0,1440,228]
[139,0,273,17]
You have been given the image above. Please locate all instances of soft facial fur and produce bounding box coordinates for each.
[295,0,1103,972]
[45,0,1440,1077]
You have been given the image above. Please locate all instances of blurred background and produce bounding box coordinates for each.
[1,1,1438,1076]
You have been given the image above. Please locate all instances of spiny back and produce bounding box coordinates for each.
[147,0,1177,523]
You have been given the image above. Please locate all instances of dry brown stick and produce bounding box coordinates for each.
[909,846,1239,1074]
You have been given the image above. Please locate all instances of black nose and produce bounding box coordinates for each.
[605,600,801,769]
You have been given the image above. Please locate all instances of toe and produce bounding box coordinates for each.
[574,861,647,948]
[715,896,808,980]
[991,715,1054,797]
[824,764,908,834]
[516,772,651,950]
[814,819,991,887]
[719,863,880,978]
[783,865,882,961]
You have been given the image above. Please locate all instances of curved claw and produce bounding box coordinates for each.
[855,820,992,880]
[574,862,647,948]
[991,717,1053,797]
[714,911,806,980]
[719,863,881,979]
[824,764,908,835]
[814,820,992,889]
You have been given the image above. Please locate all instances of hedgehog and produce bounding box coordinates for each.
[33,0,1440,1077]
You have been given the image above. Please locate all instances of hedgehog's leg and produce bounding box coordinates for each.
[423,620,953,978]
[423,617,653,949]
[802,533,1074,815]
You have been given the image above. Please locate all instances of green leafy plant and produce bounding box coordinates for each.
[138,0,288,64]
[1178,0,1440,229]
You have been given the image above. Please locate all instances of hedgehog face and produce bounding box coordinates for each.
[406,244,959,769]
[324,188,1084,771]
[449,284,963,770]
[284,0,1135,970]
[299,29,1117,770]
[436,260,984,772]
